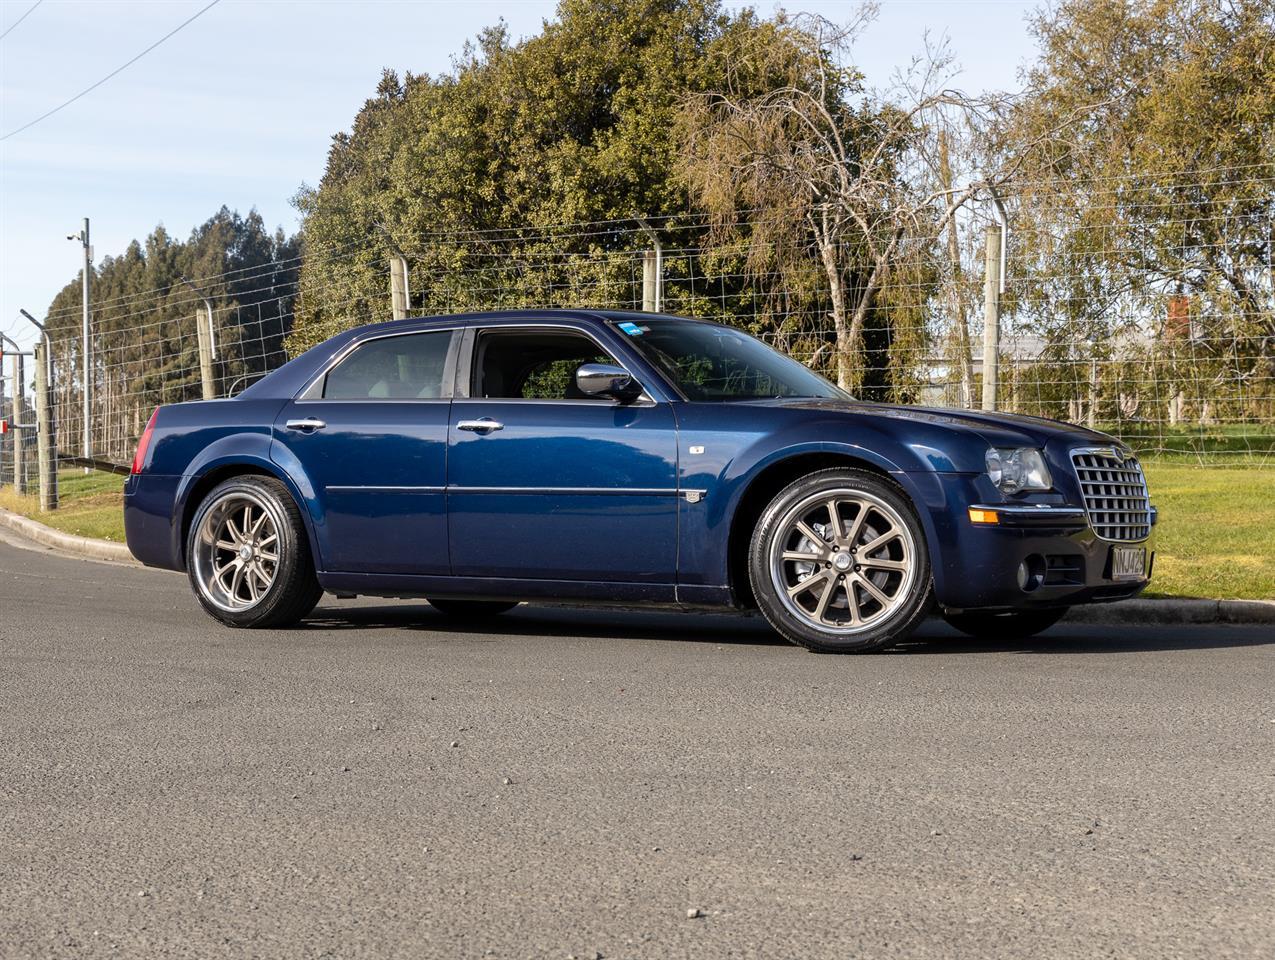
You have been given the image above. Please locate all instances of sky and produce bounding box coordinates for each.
[0,0,1040,353]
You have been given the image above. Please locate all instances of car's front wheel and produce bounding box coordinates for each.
[186,476,323,628]
[942,608,1068,639]
[749,468,933,653]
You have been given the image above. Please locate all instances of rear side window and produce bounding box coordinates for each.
[323,331,453,400]
[473,329,615,400]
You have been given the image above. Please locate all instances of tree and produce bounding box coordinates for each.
[42,208,300,459]
[290,0,749,352]
[672,10,1044,392]
[1005,0,1275,427]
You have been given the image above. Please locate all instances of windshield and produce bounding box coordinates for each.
[610,318,848,401]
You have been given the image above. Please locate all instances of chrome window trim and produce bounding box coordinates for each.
[294,327,461,402]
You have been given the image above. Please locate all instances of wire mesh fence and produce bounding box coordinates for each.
[4,175,1273,470]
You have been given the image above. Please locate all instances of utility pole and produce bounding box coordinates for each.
[180,277,218,400]
[68,218,92,469]
[981,223,1002,412]
[20,310,57,511]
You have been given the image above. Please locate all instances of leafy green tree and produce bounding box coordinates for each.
[1005,0,1275,428]
[43,208,300,458]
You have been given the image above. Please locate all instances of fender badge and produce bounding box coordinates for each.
[683,490,704,504]
[689,445,705,455]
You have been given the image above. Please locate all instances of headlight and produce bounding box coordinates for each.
[985,447,1053,494]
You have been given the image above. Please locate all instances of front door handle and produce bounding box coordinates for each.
[456,418,504,434]
[285,418,327,432]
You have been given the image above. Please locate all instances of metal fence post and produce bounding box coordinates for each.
[19,310,57,510]
[0,356,7,489]
[33,340,58,511]
[11,349,26,493]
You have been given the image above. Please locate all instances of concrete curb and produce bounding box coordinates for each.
[1064,597,1275,625]
[0,506,1270,624]
[0,506,138,565]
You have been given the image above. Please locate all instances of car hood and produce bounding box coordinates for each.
[771,398,1127,464]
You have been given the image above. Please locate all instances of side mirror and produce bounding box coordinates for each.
[576,362,641,403]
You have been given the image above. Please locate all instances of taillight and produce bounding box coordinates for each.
[131,407,160,475]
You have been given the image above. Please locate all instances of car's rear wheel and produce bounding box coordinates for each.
[942,607,1068,639]
[427,598,520,618]
[748,468,932,653]
[187,476,322,628]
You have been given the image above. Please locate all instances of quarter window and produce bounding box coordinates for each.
[323,331,453,400]
[473,330,618,400]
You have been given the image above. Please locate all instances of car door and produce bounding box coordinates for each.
[272,327,458,575]
[446,323,679,583]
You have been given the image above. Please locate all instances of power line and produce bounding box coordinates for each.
[0,0,222,141]
[0,0,42,41]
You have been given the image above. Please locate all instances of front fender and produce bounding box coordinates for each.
[674,406,958,597]
[721,440,951,596]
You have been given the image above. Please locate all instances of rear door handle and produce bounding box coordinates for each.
[285,418,326,432]
[456,418,504,434]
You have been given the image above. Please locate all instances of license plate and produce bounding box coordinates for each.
[1110,546,1147,581]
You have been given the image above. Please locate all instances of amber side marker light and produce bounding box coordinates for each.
[968,508,1000,525]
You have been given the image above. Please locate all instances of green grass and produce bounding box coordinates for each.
[1,463,1272,600]
[0,468,126,542]
[1141,463,1275,600]
[1103,423,1275,463]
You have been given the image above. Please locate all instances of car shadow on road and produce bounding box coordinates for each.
[299,602,1273,654]
[301,601,793,647]
[893,622,1275,655]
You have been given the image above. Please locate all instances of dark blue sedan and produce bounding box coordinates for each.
[123,310,1156,652]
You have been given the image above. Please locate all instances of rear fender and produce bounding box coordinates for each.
[172,433,323,573]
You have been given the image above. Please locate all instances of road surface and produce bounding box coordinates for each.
[1,530,1271,959]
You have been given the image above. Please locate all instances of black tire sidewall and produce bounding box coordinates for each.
[185,476,318,628]
[748,469,933,652]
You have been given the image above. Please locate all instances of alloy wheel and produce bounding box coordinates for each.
[192,493,281,612]
[768,488,917,634]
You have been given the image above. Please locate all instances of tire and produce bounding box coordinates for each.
[748,468,933,653]
[186,475,323,628]
[943,607,1068,639]
[427,598,520,618]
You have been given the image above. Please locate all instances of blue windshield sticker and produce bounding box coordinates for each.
[618,321,646,336]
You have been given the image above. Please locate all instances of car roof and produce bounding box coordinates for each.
[238,309,714,400]
[347,307,709,334]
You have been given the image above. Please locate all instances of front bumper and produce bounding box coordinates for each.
[927,475,1156,613]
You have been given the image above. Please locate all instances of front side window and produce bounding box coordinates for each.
[612,318,846,401]
[473,329,617,400]
[323,331,453,400]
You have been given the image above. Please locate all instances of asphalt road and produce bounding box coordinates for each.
[1,531,1272,960]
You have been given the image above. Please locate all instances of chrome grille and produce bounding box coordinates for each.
[1070,448,1152,542]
